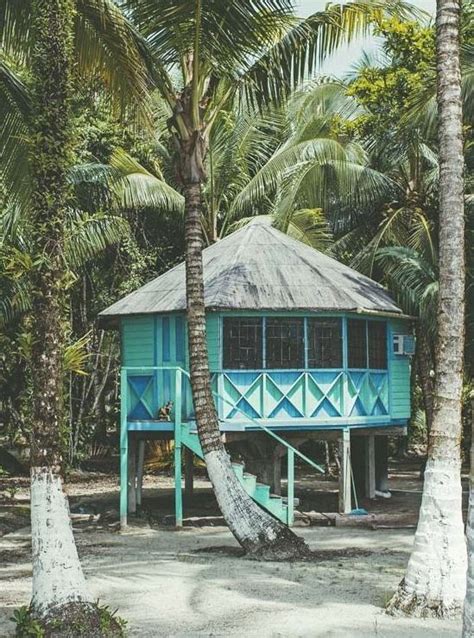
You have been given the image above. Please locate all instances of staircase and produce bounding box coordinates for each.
[180,422,295,525]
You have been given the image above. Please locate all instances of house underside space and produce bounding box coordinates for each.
[123,422,406,527]
[120,364,408,527]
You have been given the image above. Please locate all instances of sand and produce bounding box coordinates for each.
[0,522,462,637]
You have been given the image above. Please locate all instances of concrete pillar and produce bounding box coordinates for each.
[184,447,194,501]
[338,429,352,514]
[375,436,389,492]
[364,435,376,499]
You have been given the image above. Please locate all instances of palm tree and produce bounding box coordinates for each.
[122,0,416,558]
[0,0,158,625]
[27,0,92,619]
[388,0,467,616]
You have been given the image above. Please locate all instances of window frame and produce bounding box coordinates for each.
[347,318,388,370]
[222,317,263,370]
[307,317,343,369]
[221,315,388,371]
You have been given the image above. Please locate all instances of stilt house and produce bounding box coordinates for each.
[99,218,414,527]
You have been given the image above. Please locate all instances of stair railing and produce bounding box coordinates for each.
[177,368,325,525]
[123,365,325,525]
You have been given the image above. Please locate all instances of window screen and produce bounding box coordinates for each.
[307,318,342,368]
[348,319,367,368]
[368,321,387,368]
[223,318,262,369]
[266,318,304,369]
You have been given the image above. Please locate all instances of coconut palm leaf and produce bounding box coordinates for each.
[240,0,424,109]
[64,211,131,269]
[0,59,31,210]
[70,150,184,214]
[0,0,153,123]
[375,245,438,334]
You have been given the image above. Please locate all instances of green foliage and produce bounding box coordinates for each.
[346,17,435,149]
[11,602,127,638]
[12,606,44,638]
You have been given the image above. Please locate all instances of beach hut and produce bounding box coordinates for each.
[99,218,414,527]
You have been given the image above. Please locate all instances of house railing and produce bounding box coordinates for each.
[123,367,390,424]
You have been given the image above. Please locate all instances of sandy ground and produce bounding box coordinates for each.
[0,462,466,637]
[0,524,462,637]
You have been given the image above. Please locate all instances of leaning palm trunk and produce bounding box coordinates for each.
[388,0,466,616]
[463,399,474,635]
[183,180,307,559]
[28,0,91,618]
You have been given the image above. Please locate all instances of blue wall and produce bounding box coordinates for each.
[121,311,413,426]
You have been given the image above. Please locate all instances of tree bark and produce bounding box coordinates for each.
[416,326,435,432]
[183,181,307,559]
[388,0,466,617]
[28,0,91,618]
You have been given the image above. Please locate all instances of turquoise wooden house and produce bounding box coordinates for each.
[99,218,414,527]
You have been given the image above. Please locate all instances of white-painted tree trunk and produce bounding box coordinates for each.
[31,468,90,615]
[463,404,474,636]
[395,458,466,613]
[388,0,466,616]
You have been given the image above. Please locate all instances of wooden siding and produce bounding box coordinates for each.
[206,314,220,369]
[121,316,155,367]
[388,319,411,418]
[121,311,413,426]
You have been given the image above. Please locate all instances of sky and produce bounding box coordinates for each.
[295,0,437,77]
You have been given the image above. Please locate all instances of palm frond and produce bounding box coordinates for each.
[374,245,438,329]
[63,331,92,375]
[281,208,333,250]
[1,0,154,125]
[0,58,31,210]
[64,211,130,268]
[240,0,424,109]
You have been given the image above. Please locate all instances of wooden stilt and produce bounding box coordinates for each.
[184,447,194,501]
[174,369,183,527]
[128,436,137,514]
[120,368,128,529]
[365,435,376,499]
[338,429,352,514]
[375,436,389,492]
[273,455,282,496]
[136,439,145,509]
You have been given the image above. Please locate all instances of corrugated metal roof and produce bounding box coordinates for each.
[99,217,402,320]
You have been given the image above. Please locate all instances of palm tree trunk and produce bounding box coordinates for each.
[416,327,435,432]
[29,0,90,617]
[463,398,474,635]
[183,181,308,559]
[388,0,466,616]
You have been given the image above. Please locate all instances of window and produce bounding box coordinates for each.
[223,318,262,369]
[307,318,342,368]
[348,319,367,368]
[348,319,387,369]
[266,318,304,369]
[368,321,387,368]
